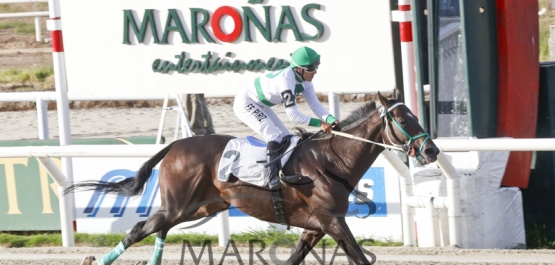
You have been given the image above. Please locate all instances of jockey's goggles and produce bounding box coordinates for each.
[300,60,320,73]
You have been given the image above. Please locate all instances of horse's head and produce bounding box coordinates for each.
[377,92,439,166]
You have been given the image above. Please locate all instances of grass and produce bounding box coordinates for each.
[0,66,54,90]
[0,3,48,13]
[525,224,555,249]
[0,21,36,34]
[0,229,402,248]
[539,0,555,61]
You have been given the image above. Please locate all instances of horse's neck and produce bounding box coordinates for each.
[332,114,384,183]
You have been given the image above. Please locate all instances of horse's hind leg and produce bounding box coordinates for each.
[286,229,325,265]
[96,209,172,265]
[144,229,170,265]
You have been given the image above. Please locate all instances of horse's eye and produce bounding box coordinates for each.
[398,119,407,126]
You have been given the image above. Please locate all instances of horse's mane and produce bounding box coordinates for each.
[338,101,378,130]
[296,100,395,140]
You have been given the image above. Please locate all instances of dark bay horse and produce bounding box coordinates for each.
[69,92,439,265]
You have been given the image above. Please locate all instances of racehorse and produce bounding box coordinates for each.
[68,92,439,265]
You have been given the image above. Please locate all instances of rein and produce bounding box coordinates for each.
[333,102,431,164]
[330,131,403,151]
[267,102,431,167]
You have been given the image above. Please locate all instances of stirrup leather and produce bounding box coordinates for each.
[271,190,288,226]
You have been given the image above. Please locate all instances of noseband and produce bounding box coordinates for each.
[380,103,431,164]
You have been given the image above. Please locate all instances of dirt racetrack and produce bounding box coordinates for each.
[2,245,555,264]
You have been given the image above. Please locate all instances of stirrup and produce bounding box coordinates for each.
[279,170,302,184]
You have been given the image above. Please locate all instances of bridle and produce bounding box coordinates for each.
[331,102,431,164]
[380,102,431,164]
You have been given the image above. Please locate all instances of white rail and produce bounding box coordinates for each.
[0,92,191,140]
[0,145,166,158]
[0,92,181,102]
[434,138,555,151]
[0,11,47,18]
[0,0,49,42]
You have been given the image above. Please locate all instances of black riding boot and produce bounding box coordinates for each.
[266,141,282,190]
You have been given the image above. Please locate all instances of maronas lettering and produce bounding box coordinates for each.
[123,4,324,44]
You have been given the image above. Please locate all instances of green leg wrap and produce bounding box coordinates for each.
[98,241,126,265]
[147,237,165,265]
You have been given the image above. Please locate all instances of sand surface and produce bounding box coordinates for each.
[0,100,366,141]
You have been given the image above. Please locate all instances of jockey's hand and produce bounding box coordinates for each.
[332,121,341,131]
[320,121,334,133]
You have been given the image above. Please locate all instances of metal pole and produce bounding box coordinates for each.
[35,98,48,139]
[435,152,461,247]
[174,94,193,138]
[34,16,42,42]
[381,149,416,246]
[217,211,230,247]
[391,0,418,116]
[328,92,340,120]
[156,95,169,144]
[46,0,74,247]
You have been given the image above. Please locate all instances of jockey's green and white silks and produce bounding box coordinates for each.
[233,67,335,143]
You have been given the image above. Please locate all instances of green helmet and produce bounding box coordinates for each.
[290,46,321,71]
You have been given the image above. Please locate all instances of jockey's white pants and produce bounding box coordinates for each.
[233,89,290,143]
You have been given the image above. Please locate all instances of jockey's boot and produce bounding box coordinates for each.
[267,140,282,190]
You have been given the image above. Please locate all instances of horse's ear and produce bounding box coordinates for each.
[377,91,389,109]
[393,87,404,102]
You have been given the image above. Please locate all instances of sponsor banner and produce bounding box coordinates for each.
[0,137,156,231]
[73,155,402,240]
[59,0,396,96]
[0,157,62,230]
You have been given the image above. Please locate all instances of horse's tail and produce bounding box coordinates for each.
[64,142,177,197]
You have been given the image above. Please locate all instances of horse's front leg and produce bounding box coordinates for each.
[286,229,326,265]
[320,216,375,264]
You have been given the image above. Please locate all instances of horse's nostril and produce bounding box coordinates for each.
[425,147,439,157]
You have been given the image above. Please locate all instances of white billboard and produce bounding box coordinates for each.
[59,0,396,96]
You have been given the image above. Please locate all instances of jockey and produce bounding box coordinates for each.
[233,46,338,190]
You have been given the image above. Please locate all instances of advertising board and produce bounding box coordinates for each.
[58,0,396,96]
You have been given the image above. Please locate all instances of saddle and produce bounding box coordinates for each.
[217,135,301,186]
[217,135,303,227]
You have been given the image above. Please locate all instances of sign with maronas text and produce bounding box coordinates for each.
[59,0,396,96]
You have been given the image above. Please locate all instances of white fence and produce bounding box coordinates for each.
[0,92,194,142]
[0,0,49,42]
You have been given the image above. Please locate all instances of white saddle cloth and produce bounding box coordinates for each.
[217,136,300,186]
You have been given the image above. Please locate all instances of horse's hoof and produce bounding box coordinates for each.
[80,256,97,265]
